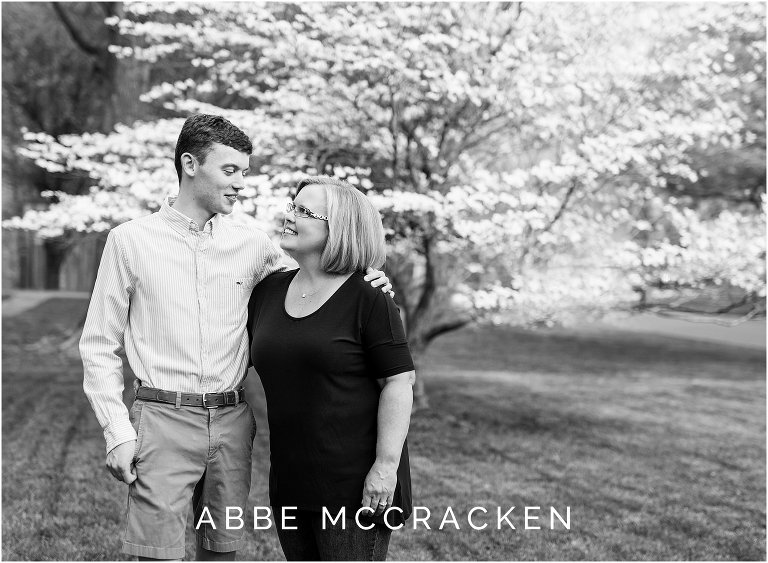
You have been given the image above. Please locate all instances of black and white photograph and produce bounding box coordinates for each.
[1,1,766,560]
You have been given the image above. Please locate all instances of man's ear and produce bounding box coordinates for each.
[180,153,196,178]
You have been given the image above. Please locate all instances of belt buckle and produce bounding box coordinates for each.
[201,393,218,409]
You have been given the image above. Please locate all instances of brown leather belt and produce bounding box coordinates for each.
[136,385,244,408]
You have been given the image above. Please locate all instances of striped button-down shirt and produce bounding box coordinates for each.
[80,197,287,453]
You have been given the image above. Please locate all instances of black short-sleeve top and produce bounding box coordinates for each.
[248,269,415,523]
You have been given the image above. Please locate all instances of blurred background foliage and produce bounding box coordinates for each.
[2,3,765,407]
[1,7,764,558]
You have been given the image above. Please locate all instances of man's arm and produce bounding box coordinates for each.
[252,232,289,284]
[80,229,137,483]
[251,231,392,294]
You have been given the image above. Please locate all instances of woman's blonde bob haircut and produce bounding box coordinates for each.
[294,176,386,274]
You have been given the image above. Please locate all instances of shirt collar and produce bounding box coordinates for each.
[160,196,220,237]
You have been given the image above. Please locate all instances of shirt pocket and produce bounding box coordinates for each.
[213,276,255,326]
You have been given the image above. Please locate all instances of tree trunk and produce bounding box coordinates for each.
[413,366,430,410]
[398,305,430,410]
[410,347,430,411]
[43,239,68,289]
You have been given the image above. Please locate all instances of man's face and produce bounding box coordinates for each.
[189,142,250,216]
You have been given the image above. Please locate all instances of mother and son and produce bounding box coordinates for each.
[80,114,416,561]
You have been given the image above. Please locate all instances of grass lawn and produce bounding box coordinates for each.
[2,297,765,560]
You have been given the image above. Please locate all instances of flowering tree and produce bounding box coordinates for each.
[5,2,765,405]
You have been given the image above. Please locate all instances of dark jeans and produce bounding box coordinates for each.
[275,509,392,561]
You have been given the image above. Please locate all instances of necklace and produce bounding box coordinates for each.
[288,271,351,317]
[294,276,325,300]
[300,287,322,299]
[292,278,325,316]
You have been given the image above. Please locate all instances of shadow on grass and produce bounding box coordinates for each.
[425,324,765,381]
[2,298,765,560]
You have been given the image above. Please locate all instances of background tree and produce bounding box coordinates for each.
[5,2,764,406]
[3,2,156,288]
[2,2,152,210]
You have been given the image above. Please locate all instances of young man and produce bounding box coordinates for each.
[80,114,391,560]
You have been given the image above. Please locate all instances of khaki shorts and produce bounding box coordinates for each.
[122,398,257,559]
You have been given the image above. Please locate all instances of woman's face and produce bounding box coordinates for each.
[280,184,329,259]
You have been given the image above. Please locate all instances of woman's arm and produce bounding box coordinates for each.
[362,370,416,516]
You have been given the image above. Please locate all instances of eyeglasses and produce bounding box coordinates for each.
[286,201,328,221]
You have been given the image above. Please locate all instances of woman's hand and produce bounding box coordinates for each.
[361,459,398,516]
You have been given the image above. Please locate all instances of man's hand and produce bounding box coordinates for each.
[364,267,394,298]
[106,440,137,485]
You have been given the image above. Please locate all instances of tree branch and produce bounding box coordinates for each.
[388,270,409,322]
[422,317,474,345]
[388,86,399,175]
[433,4,523,165]
[399,122,433,181]
[641,304,765,327]
[542,179,578,233]
[4,87,48,132]
[51,3,103,57]
[639,293,761,316]
[456,115,518,154]
[99,2,117,18]
[516,178,579,263]
[403,133,421,188]
[488,2,524,59]
[413,235,436,322]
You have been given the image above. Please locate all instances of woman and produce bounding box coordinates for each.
[247,176,415,561]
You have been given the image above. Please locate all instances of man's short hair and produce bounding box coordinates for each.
[295,176,386,274]
[174,114,253,183]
